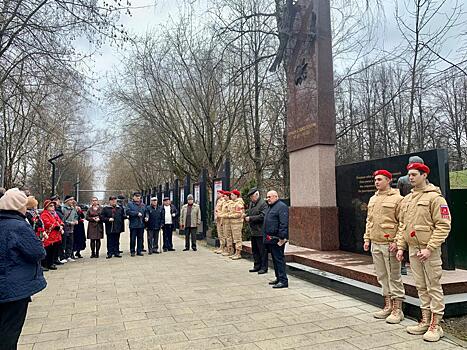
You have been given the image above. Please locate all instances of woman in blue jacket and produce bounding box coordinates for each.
[0,188,47,350]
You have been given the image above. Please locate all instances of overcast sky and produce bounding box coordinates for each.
[84,0,465,195]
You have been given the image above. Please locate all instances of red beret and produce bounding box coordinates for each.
[223,191,231,196]
[407,162,430,175]
[373,169,392,179]
[216,189,224,194]
[231,189,241,197]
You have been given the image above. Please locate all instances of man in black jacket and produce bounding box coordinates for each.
[145,197,163,254]
[263,190,289,289]
[245,187,268,274]
[101,196,125,258]
[161,197,178,251]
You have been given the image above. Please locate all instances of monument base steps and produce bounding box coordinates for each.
[242,242,467,318]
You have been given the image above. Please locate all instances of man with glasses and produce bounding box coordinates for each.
[263,190,289,289]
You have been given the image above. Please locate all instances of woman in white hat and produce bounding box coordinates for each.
[0,188,47,349]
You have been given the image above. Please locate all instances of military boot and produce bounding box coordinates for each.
[222,245,233,256]
[230,249,242,260]
[423,313,444,342]
[374,296,392,319]
[386,299,404,324]
[407,309,431,335]
[214,241,224,254]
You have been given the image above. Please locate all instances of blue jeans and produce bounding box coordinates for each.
[130,228,144,254]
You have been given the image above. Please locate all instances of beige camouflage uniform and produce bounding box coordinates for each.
[226,197,245,260]
[364,187,405,323]
[397,183,451,341]
[214,197,225,254]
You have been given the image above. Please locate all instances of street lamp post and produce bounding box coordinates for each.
[48,153,63,197]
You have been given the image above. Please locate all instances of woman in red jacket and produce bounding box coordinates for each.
[40,199,64,270]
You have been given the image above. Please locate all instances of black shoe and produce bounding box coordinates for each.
[114,254,122,258]
[272,282,288,289]
[192,248,197,251]
[75,252,83,259]
[48,265,57,270]
[183,248,189,251]
[168,248,176,251]
[148,252,153,255]
[136,253,144,256]
[163,248,168,252]
[258,270,267,274]
[142,249,147,252]
[119,250,123,253]
[131,253,135,257]
[268,279,279,285]
[154,251,160,254]
[54,260,64,265]
[249,268,260,273]
[106,255,112,259]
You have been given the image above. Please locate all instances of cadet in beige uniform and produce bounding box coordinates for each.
[226,189,245,260]
[396,162,451,342]
[364,169,405,323]
[214,190,226,254]
[221,192,233,256]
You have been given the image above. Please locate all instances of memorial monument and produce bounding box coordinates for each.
[273,0,338,250]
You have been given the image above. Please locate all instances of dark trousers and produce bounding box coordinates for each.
[45,242,60,267]
[147,229,160,252]
[60,232,72,259]
[130,228,144,254]
[162,224,173,250]
[60,232,74,259]
[184,227,197,249]
[268,243,288,284]
[106,231,119,256]
[251,236,268,271]
[0,297,30,350]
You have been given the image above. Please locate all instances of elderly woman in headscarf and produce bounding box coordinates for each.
[40,199,64,270]
[0,188,47,349]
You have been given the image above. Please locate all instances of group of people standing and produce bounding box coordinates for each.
[215,187,290,289]
[123,191,202,256]
[364,156,451,343]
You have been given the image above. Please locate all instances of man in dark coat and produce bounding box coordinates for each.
[127,192,146,256]
[101,196,125,258]
[0,188,47,349]
[263,190,289,289]
[145,197,163,254]
[245,187,268,274]
[161,197,178,251]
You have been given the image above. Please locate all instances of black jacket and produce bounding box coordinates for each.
[145,205,163,230]
[247,197,268,236]
[101,205,125,233]
[161,204,178,225]
[263,200,289,243]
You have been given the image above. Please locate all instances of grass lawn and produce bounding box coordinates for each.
[450,169,467,189]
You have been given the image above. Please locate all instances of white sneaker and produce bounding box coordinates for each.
[60,259,68,264]
[67,258,75,262]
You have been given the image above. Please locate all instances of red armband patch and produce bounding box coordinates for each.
[440,205,450,219]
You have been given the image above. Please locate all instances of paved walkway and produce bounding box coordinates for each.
[19,234,461,350]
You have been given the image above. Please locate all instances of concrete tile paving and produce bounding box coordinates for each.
[20,234,462,349]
